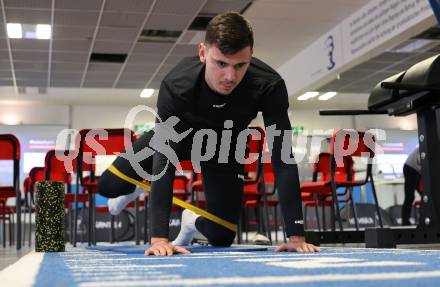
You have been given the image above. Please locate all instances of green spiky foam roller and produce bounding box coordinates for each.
[35,181,65,252]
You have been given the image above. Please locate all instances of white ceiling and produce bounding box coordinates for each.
[248,0,370,68]
[0,0,398,107]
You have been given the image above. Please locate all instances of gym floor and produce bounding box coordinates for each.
[2,237,440,287]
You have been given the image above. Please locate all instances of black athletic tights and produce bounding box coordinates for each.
[98,129,243,247]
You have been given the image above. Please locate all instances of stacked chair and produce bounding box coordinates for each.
[0,134,22,249]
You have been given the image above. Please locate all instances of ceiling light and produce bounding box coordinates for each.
[7,23,22,39]
[140,89,155,98]
[297,91,319,101]
[36,24,51,39]
[318,92,337,101]
[3,115,19,125]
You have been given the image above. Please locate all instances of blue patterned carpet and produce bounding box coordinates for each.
[27,244,440,286]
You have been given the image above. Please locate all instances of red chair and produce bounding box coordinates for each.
[0,199,14,248]
[243,161,282,243]
[329,129,383,231]
[44,149,90,244]
[190,172,205,208]
[0,134,21,249]
[75,128,136,246]
[44,149,75,188]
[300,152,354,231]
[240,126,272,244]
[174,160,194,202]
[25,167,45,246]
[45,149,79,211]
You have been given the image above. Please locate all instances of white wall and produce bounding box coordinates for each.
[354,114,417,131]
[0,103,418,132]
[0,103,160,129]
[0,103,69,126]
[71,105,157,130]
[290,109,355,133]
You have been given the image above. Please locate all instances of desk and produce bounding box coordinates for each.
[375,178,405,208]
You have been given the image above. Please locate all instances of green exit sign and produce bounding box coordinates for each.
[291,126,304,133]
[134,123,154,134]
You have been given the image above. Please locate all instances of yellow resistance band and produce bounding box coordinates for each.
[107,164,237,232]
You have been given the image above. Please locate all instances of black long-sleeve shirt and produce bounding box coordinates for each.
[149,56,304,238]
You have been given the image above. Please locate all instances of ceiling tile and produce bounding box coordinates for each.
[53,39,92,52]
[96,27,139,42]
[6,8,51,24]
[105,0,154,13]
[93,40,132,53]
[55,0,102,11]
[54,10,100,26]
[148,77,163,89]
[15,71,48,80]
[133,42,173,54]
[52,62,86,72]
[52,51,89,63]
[318,82,342,92]
[386,62,413,71]
[200,0,252,14]
[51,72,83,81]
[52,25,95,40]
[146,13,192,31]
[85,72,119,81]
[178,30,204,45]
[0,50,9,60]
[100,12,146,28]
[14,61,48,72]
[116,81,146,89]
[88,63,123,72]
[405,52,438,64]
[156,64,174,76]
[0,39,7,50]
[351,61,391,71]
[366,71,400,82]
[51,79,81,87]
[127,53,166,65]
[122,63,158,73]
[13,51,49,61]
[153,0,205,15]
[0,79,13,86]
[82,80,115,88]
[171,44,198,56]
[370,52,413,63]
[117,72,152,82]
[339,85,372,94]
[340,69,374,80]
[16,79,47,87]
[163,55,185,66]
[0,70,12,78]
[4,0,52,9]
[9,39,49,51]
[381,68,403,75]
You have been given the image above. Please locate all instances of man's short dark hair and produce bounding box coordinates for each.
[205,11,254,55]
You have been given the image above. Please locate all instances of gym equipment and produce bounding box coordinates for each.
[35,181,65,252]
[317,54,440,248]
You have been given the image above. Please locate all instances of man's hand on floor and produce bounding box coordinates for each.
[275,236,320,253]
[145,237,190,256]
